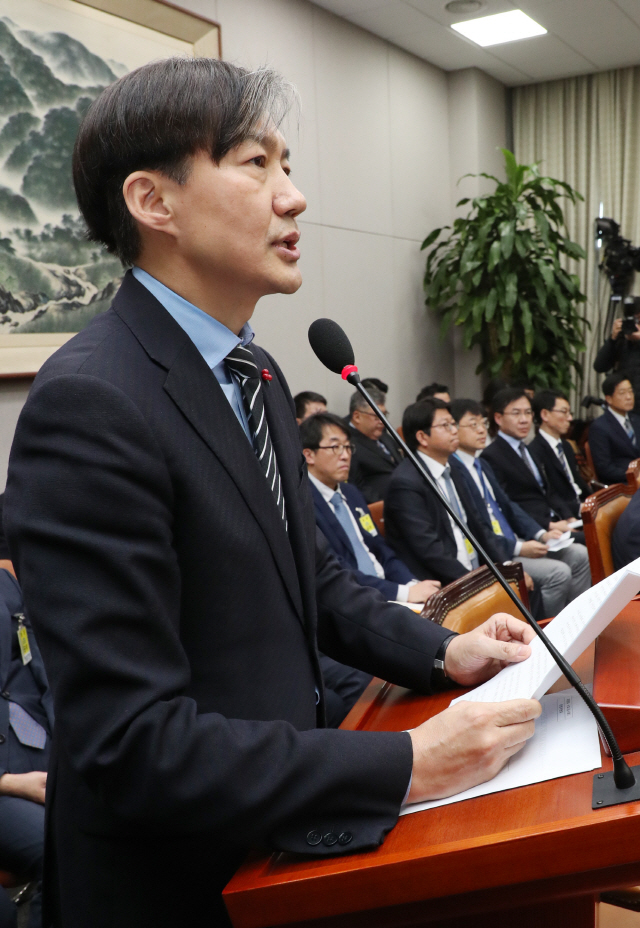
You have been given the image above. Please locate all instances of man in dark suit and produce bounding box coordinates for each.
[480,387,590,599]
[384,399,494,584]
[0,564,52,928]
[301,412,439,606]
[612,488,640,570]
[4,59,540,928]
[588,372,640,484]
[529,390,590,519]
[348,388,403,502]
[450,400,578,618]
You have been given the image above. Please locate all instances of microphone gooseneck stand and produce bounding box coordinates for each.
[307,317,640,807]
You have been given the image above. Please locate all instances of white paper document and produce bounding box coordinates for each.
[451,555,640,705]
[545,530,574,552]
[400,687,601,815]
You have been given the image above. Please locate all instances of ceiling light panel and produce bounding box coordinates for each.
[451,9,547,47]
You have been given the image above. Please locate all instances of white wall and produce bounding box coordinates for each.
[447,68,507,400]
[0,1,509,488]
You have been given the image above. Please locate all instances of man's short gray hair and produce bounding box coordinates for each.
[349,387,385,417]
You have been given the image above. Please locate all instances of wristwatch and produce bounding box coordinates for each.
[431,633,458,691]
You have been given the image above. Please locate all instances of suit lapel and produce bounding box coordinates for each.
[113,275,305,622]
[497,436,545,494]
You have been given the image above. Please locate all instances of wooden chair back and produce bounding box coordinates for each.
[420,563,530,633]
[627,458,640,491]
[581,483,635,584]
[368,500,385,537]
[585,441,598,483]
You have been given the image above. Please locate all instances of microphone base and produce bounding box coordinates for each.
[592,766,640,808]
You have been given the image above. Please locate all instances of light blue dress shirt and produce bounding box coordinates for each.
[132,267,254,441]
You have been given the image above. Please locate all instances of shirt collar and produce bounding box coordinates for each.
[455,449,477,470]
[418,450,447,479]
[308,471,340,503]
[132,267,254,369]
[538,427,563,451]
[607,406,628,429]
[498,430,525,453]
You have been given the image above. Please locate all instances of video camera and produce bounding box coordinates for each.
[596,217,640,299]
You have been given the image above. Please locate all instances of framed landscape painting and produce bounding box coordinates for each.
[0,0,220,375]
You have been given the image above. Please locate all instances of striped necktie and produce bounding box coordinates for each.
[225,345,286,526]
[624,416,637,446]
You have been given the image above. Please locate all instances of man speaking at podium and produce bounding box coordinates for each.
[4,59,540,928]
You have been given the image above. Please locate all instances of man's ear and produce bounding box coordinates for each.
[302,447,315,467]
[122,171,177,237]
[415,429,429,450]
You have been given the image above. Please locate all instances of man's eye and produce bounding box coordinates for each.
[250,155,266,167]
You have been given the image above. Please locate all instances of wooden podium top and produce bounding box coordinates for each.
[223,605,640,928]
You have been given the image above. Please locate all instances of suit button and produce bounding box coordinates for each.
[0,691,9,699]
[0,734,5,744]
[338,832,353,846]
[306,830,322,846]
[322,832,338,847]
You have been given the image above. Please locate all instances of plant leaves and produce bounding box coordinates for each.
[421,227,442,250]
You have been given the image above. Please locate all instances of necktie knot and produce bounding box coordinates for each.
[226,345,259,381]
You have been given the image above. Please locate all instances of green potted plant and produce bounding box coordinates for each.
[422,149,587,392]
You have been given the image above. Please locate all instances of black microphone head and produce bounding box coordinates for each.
[308,318,355,375]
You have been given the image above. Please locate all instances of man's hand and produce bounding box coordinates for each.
[407,697,541,802]
[542,530,562,542]
[407,579,441,604]
[444,613,534,687]
[612,318,623,340]
[0,771,47,804]
[519,540,548,558]
[549,520,571,533]
[523,571,535,591]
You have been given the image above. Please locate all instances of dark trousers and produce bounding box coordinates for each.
[0,796,45,928]
[319,654,373,728]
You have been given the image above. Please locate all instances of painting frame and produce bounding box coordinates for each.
[0,0,220,377]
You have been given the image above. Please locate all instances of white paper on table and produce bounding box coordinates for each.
[570,519,584,529]
[545,531,574,552]
[451,555,640,705]
[400,687,601,815]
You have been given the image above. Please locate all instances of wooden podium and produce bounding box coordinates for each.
[223,604,640,928]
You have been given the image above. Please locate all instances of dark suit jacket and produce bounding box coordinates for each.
[4,273,451,928]
[480,435,559,529]
[348,426,402,503]
[529,433,589,519]
[311,481,413,600]
[449,456,544,562]
[588,408,640,484]
[612,488,640,570]
[384,456,494,584]
[0,568,53,779]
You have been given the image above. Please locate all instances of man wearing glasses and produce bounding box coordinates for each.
[589,373,640,484]
[481,388,590,605]
[347,387,403,503]
[450,399,576,618]
[384,399,489,585]
[529,390,590,520]
[301,412,440,724]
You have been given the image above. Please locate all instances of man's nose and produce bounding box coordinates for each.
[274,175,307,217]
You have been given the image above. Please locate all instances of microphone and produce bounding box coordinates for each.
[309,317,637,798]
[581,395,606,410]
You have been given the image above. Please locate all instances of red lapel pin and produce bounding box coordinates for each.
[261,369,272,382]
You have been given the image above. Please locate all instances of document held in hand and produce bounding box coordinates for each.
[451,556,640,706]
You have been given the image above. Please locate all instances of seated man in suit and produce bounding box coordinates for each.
[348,387,403,502]
[384,399,488,584]
[480,388,591,598]
[589,372,640,484]
[450,400,583,617]
[0,562,52,928]
[612,487,640,570]
[529,389,590,520]
[294,390,326,424]
[301,412,440,606]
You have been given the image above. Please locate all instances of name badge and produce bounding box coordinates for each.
[15,614,32,666]
[464,538,475,556]
[490,516,504,536]
[358,513,377,536]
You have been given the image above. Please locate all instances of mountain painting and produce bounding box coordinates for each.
[0,0,191,334]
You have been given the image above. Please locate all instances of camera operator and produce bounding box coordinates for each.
[593,298,640,414]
